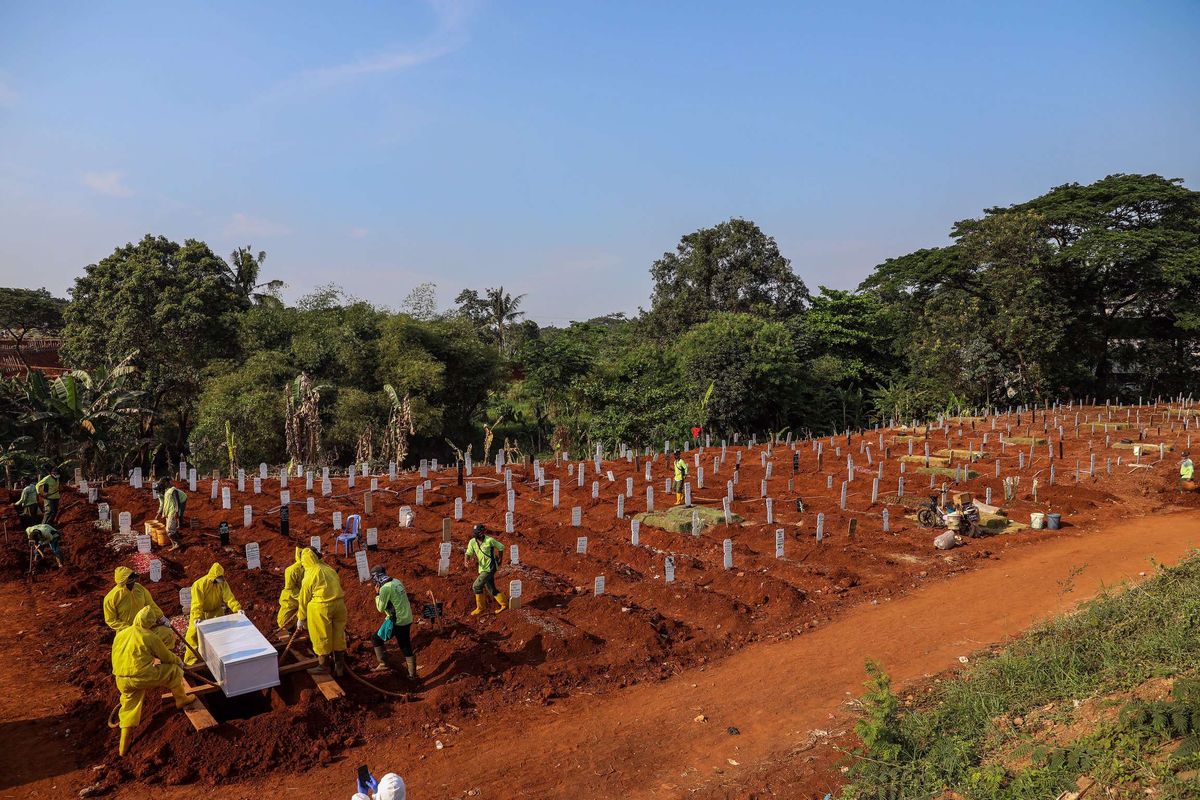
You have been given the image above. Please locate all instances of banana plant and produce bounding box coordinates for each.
[21,352,146,475]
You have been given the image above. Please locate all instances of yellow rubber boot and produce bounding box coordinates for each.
[470,593,486,616]
[119,727,132,756]
[675,493,683,506]
[494,592,508,614]
[171,684,197,709]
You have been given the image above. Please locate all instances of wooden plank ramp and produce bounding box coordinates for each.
[179,676,219,730]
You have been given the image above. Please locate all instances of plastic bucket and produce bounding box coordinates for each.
[1046,513,1061,530]
[1030,512,1046,530]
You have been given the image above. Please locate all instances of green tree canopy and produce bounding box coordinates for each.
[61,235,250,459]
[647,218,809,336]
[0,287,67,371]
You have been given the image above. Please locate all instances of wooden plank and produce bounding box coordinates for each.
[280,657,319,675]
[179,677,219,730]
[309,669,346,700]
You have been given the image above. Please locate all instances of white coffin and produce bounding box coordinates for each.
[195,613,280,697]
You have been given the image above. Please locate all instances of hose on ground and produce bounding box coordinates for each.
[342,663,413,699]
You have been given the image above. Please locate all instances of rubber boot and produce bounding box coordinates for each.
[308,654,329,674]
[470,593,486,616]
[119,727,132,756]
[333,650,345,677]
[493,592,508,614]
[372,646,390,672]
[675,493,683,506]
[171,683,197,709]
[405,655,418,681]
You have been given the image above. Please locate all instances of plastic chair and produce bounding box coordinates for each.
[335,514,361,554]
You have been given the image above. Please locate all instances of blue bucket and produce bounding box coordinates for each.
[1046,513,1061,530]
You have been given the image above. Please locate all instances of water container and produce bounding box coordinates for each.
[1046,513,1061,530]
[1030,512,1046,530]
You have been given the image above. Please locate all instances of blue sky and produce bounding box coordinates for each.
[1,1,1198,324]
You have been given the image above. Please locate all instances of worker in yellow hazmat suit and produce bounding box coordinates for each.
[276,547,305,635]
[111,606,196,755]
[104,566,176,649]
[296,547,347,676]
[183,562,241,665]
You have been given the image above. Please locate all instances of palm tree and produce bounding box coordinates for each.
[486,287,526,354]
[228,247,285,304]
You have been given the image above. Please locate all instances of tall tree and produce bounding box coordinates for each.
[227,246,284,304]
[61,235,246,462]
[647,218,809,336]
[0,287,67,373]
[1011,174,1200,395]
[486,286,526,354]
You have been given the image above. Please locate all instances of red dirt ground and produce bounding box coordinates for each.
[2,403,1199,798]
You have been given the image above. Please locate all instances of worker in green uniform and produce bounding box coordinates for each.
[13,478,39,526]
[369,564,417,679]
[36,470,60,525]
[464,524,506,615]
[156,478,188,551]
[673,451,689,507]
[1180,450,1194,490]
[26,523,62,567]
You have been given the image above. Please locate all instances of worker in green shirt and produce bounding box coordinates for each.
[156,478,188,551]
[1180,451,1194,489]
[36,470,60,525]
[464,523,506,615]
[27,523,62,567]
[368,564,417,679]
[13,478,39,526]
[673,451,689,507]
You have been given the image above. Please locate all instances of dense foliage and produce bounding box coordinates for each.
[1,173,1197,478]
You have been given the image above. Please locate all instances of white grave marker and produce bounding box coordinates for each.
[309,535,321,552]
[136,534,151,554]
[576,536,588,554]
[594,575,606,596]
[245,542,261,569]
[723,538,733,569]
[149,559,162,582]
[355,550,370,582]
[510,543,520,565]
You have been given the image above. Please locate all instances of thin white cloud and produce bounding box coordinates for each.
[82,170,133,197]
[225,212,292,238]
[294,0,475,90]
[349,226,370,238]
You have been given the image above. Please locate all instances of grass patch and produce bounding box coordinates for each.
[934,449,990,462]
[842,553,1200,799]
[901,455,951,467]
[634,504,739,533]
[916,466,980,480]
[1004,436,1049,446]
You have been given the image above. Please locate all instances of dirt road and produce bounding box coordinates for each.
[7,510,1198,799]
